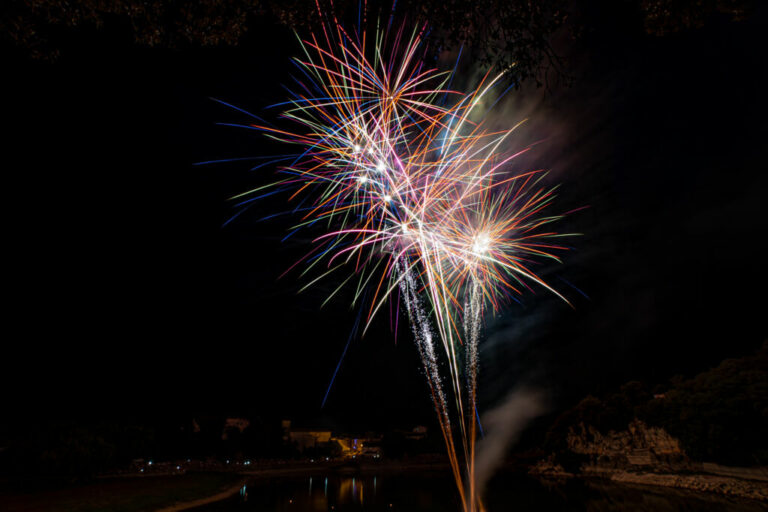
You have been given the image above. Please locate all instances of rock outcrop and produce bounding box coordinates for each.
[531,420,768,501]
[566,419,688,470]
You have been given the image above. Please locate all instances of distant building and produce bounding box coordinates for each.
[289,428,333,451]
[332,435,362,456]
[281,419,383,457]
[222,417,250,440]
[333,433,386,458]
[225,418,250,432]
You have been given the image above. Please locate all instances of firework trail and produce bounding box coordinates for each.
[396,257,464,500]
[215,13,576,512]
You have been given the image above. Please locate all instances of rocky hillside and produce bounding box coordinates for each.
[566,419,686,469]
[532,420,768,500]
[532,344,768,500]
[543,342,768,468]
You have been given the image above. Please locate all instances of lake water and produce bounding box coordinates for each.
[195,471,766,511]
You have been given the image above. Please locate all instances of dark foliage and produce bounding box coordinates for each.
[545,343,768,466]
[639,0,753,35]
[3,1,756,86]
[1,421,153,480]
[643,343,768,465]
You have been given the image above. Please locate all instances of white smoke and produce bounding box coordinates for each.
[474,387,548,498]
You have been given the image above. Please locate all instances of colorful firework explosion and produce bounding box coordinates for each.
[216,18,576,512]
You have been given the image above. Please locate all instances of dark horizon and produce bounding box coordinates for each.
[3,2,767,437]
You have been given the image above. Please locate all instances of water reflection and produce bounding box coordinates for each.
[198,472,764,511]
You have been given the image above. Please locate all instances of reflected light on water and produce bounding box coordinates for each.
[221,472,765,512]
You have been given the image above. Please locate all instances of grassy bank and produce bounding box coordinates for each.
[0,473,243,512]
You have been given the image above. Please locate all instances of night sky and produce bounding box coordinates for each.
[3,6,767,433]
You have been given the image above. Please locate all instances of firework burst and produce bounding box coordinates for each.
[216,17,576,512]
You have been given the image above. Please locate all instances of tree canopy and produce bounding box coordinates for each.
[2,1,756,86]
[546,342,768,466]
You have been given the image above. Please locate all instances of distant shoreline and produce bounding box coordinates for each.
[531,465,768,502]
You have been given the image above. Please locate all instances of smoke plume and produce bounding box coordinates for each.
[474,387,547,498]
